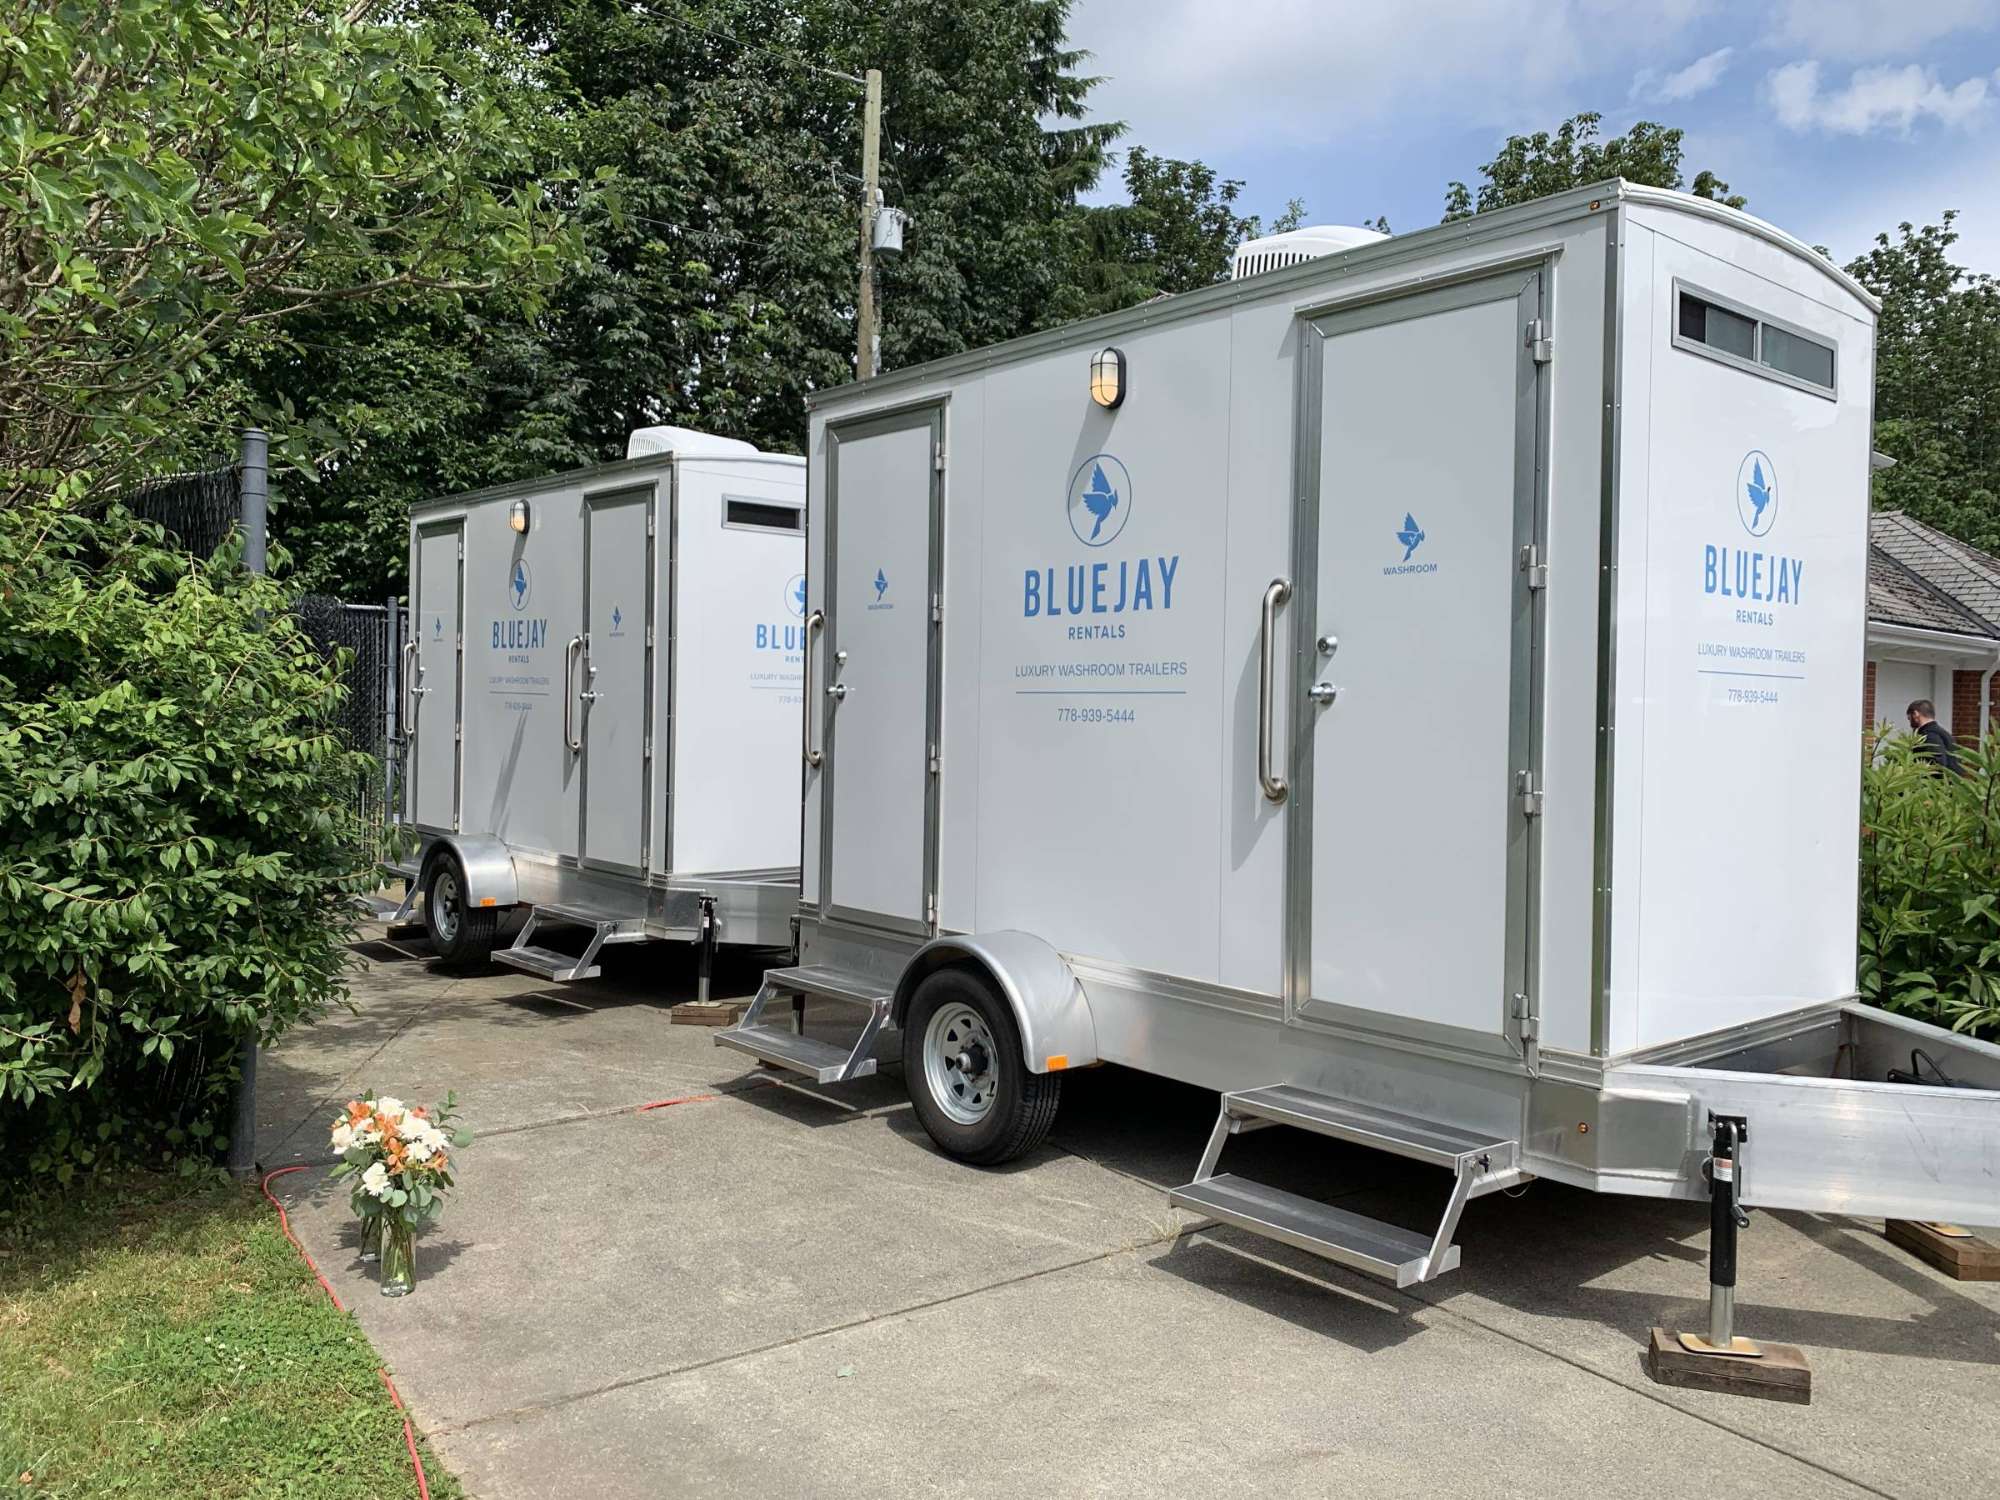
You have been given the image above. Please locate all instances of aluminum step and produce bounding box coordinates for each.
[713,1022,879,1084]
[761,964,895,1008]
[494,944,602,982]
[529,903,649,940]
[712,965,895,1083]
[1171,1174,1452,1288]
[1224,1085,1510,1171]
[1173,1083,1529,1288]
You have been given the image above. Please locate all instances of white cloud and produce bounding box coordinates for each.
[1065,0,1718,155]
[1770,61,1999,135]
[1769,1,2000,64]
[1632,46,1734,104]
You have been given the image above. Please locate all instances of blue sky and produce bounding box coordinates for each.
[1065,0,2000,273]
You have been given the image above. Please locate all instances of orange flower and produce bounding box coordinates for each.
[345,1100,372,1126]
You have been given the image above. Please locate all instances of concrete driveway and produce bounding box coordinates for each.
[258,928,2000,1499]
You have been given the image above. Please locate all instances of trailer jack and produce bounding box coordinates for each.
[1647,1114,1813,1403]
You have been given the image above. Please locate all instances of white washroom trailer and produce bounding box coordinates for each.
[718,182,2000,1306]
[390,427,806,983]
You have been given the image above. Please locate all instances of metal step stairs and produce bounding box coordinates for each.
[1169,1084,1525,1288]
[713,965,894,1084]
[494,902,648,982]
[361,857,423,935]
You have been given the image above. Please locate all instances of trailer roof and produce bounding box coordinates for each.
[408,449,804,517]
[809,179,1879,415]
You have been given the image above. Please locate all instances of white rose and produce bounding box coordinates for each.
[361,1162,392,1199]
[375,1096,405,1117]
[330,1122,355,1153]
[404,1137,435,1163]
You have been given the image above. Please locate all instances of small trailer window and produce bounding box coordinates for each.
[723,497,804,533]
[1674,284,1836,397]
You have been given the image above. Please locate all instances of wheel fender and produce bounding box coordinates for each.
[895,931,1096,1074]
[420,834,520,911]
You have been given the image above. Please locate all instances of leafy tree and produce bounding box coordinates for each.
[1442,112,1744,221]
[0,0,575,501]
[0,500,369,1179]
[1053,148,1264,319]
[1849,214,2000,551]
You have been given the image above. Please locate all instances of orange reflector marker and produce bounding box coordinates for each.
[480,897,497,906]
[1045,1055,1068,1071]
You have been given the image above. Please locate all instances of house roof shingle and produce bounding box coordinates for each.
[1870,511,2000,640]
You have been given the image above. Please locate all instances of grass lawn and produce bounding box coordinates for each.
[0,1172,459,1499]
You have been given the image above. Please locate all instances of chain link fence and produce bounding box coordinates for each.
[121,459,406,860]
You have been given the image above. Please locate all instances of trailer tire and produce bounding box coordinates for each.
[423,852,497,969]
[904,967,1061,1165]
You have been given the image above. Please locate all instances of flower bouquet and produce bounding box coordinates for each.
[330,1091,470,1296]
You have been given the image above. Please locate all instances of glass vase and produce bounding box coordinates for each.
[379,1218,416,1297]
[359,1214,383,1265]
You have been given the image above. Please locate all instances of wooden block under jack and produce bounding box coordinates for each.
[1647,1327,1812,1404]
[670,1000,749,1027]
[1885,1218,2000,1281]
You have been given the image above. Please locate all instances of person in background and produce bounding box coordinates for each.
[1906,699,1963,775]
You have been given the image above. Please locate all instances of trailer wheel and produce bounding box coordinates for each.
[423,852,496,968]
[905,967,1061,1165]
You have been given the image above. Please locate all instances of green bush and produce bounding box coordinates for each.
[0,497,369,1181]
[1859,729,2000,1040]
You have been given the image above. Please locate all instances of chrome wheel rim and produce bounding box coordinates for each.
[432,869,461,942]
[923,1001,1000,1127]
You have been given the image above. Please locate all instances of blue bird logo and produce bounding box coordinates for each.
[1396,512,1425,561]
[510,559,531,610]
[432,614,443,640]
[611,603,623,632]
[1066,454,1133,547]
[874,568,888,601]
[793,577,808,613]
[1736,450,1778,537]
[1746,461,1772,529]
[1080,463,1119,541]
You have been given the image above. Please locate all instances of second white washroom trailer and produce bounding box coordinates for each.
[718,183,2000,1298]
[396,427,805,982]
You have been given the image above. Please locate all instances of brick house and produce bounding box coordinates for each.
[1867,510,2000,746]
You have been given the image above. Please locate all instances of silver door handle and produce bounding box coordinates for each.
[1308,682,1339,704]
[827,683,848,701]
[802,611,824,767]
[563,635,585,752]
[1258,578,1290,802]
[400,640,420,731]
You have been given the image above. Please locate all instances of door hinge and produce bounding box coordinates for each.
[933,441,947,473]
[925,893,938,926]
[645,624,654,648]
[1516,770,1543,818]
[646,510,656,536]
[1526,318,1554,364]
[928,741,940,775]
[1512,992,1540,1043]
[643,735,653,761]
[1518,542,1548,591]
[931,592,943,623]
[456,538,465,559]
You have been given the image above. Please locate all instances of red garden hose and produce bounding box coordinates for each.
[261,1166,431,1500]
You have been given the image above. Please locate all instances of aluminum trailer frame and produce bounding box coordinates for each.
[720,180,2000,1301]
[397,443,806,976]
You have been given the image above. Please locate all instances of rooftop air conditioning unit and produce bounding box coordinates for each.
[1229,223,1388,281]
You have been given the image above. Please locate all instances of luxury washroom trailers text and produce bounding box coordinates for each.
[718,182,2000,1293]
[395,428,806,981]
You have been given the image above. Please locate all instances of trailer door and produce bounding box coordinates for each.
[579,487,654,874]
[1291,270,1545,1057]
[409,520,464,833]
[820,406,942,933]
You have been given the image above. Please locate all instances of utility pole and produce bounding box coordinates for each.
[226,428,268,1183]
[855,66,882,380]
